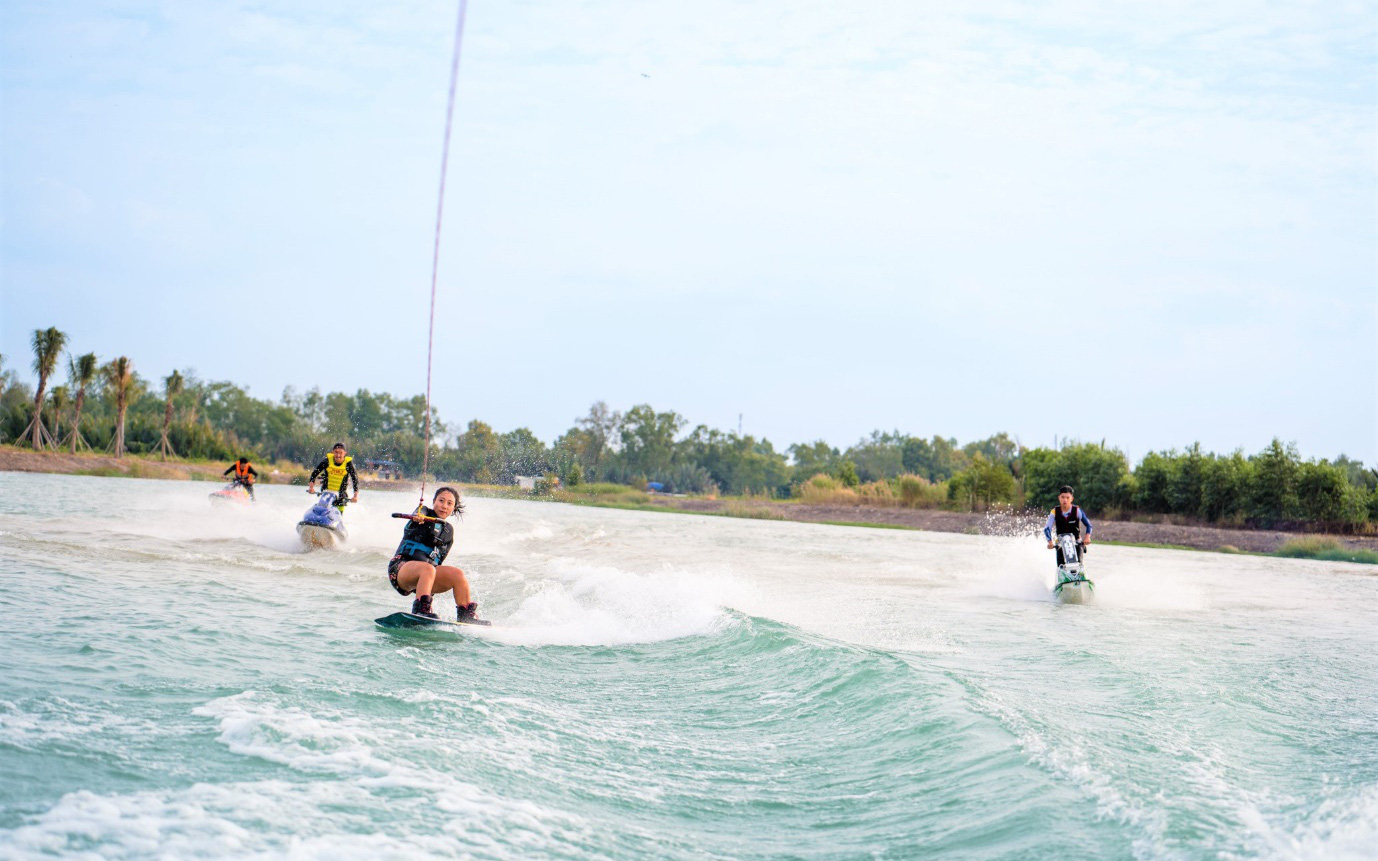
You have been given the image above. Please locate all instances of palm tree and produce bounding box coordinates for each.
[66,353,98,453]
[158,370,184,459]
[105,357,134,459]
[23,327,68,449]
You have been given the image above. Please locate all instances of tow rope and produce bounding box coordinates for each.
[418,0,470,510]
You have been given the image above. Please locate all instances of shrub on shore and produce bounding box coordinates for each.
[1274,537,1378,564]
[796,472,949,509]
[898,474,946,508]
[720,502,786,521]
[796,474,859,505]
[856,479,897,506]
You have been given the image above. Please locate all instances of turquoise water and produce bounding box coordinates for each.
[1,472,1374,860]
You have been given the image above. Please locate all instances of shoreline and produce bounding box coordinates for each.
[0,447,309,485]
[3,447,1375,558]
[623,496,1378,556]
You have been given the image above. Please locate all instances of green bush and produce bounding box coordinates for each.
[897,474,946,508]
[1024,442,1130,513]
[1249,439,1301,526]
[1274,537,1378,564]
[1200,452,1252,522]
[947,454,1015,511]
[837,460,860,488]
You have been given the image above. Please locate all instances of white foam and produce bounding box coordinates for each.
[951,534,1060,603]
[940,535,1216,612]
[0,698,159,749]
[0,778,590,860]
[193,692,391,775]
[496,523,556,543]
[488,557,743,647]
[1245,783,1378,861]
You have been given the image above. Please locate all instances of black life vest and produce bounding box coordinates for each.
[1053,505,1083,537]
[393,508,453,567]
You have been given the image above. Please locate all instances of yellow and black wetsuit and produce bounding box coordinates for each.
[308,455,359,509]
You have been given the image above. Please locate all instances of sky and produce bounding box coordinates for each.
[2,0,1375,465]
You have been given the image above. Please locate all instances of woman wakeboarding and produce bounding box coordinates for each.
[387,487,488,625]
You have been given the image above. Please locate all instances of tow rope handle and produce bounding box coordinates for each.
[391,512,444,523]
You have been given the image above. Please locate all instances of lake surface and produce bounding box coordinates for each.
[1,471,1374,860]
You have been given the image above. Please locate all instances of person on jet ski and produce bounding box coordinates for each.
[307,443,359,511]
[387,486,488,624]
[1044,485,1093,566]
[223,457,259,501]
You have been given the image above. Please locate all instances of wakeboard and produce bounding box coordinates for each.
[374,611,493,631]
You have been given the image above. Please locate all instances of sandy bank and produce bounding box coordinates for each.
[0,447,306,484]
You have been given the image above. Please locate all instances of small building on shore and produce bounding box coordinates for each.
[360,458,403,481]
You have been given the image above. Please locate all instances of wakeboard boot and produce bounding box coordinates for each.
[456,602,492,627]
[410,594,439,619]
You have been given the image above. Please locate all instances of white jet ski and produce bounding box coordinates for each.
[297,491,349,548]
[1053,533,1095,604]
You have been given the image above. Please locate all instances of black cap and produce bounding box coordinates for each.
[1059,485,1074,495]
[332,442,345,450]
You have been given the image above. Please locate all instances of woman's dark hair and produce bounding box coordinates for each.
[434,486,464,517]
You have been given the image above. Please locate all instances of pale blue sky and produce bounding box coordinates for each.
[2,1,1375,464]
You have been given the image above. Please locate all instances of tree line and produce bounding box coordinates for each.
[3,326,1376,530]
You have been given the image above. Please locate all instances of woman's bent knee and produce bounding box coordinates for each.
[396,561,435,591]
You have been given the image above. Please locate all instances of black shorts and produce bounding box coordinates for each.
[387,557,413,596]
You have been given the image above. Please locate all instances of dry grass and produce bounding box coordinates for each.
[796,473,948,509]
[719,502,787,521]
[796,474,860,505]
[856,480,898,506]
